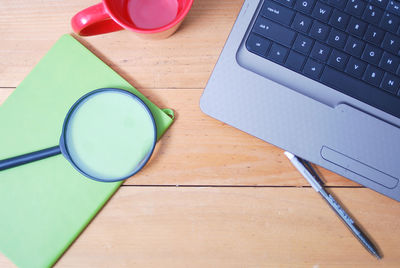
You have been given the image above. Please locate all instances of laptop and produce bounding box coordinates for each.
[200,0,400,201]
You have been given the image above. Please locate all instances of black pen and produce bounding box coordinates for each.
[284,151,381,259]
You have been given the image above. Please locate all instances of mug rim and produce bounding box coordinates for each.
[103,0,194,34]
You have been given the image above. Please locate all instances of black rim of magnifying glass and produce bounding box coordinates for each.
[59,88,157,182]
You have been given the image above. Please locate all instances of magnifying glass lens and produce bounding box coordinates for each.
[64,90,156,181]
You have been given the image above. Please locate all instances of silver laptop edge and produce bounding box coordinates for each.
[200,0,400,201]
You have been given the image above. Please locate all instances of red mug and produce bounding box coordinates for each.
[71,0,194,38]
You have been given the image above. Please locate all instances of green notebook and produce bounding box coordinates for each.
[0,34,174,268]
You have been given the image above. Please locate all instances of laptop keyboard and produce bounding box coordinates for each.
[246,0,400,118]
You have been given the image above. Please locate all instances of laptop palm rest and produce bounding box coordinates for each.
[320,103,400,189]
[321,146,398,189]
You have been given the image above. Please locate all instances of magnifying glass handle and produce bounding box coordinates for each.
[0,146,61,171]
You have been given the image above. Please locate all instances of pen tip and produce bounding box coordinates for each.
[284,151,294,159]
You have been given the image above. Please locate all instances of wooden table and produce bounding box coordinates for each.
[1,0,399,267]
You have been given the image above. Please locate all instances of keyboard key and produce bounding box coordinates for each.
[363,25,385,45]
[321,66,400,118]
[362,44,383,65]
[328,0,347,10]
[268,43,290,63]
[345,57,367,77]
[363,65,384,86]
[345,0,366,17]
[261,0,295,26]
[311,41,331,61]
[327,28,347,48]
[344,36,366,57]
[246,34,271,56]
[285,50,307,71]
[292,34,314,54]
[303,58,324,78]
[253,17,296,47]
[312,2,332,22]
[387,0,400,16]
[362,4,384,25]
[273,0,296,7]
[381,72,400,94]
[347,17,367,37]
[292,12,313,33]
[328,49,349,70]
[381,32,400,54]
[380,12,400,33]
[295,0,316,14]
[329,9,350,30]
[370,0,389,9]
[310,20,331,40]
[379,52,400,73]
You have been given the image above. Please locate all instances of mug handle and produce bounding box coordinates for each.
[71,3,124,36]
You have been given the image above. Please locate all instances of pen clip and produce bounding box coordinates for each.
[299,158,325,186]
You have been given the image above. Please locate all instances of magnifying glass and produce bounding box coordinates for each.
[0,88,157,182]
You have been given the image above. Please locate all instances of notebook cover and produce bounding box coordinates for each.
[0,34,173,268]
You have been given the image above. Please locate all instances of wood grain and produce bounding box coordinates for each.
[0,0,357,187]
[1,0,399,267]
[2,187,397,267]
[0,87,358,187]
[15,187,400,267]
[0,0,241,89]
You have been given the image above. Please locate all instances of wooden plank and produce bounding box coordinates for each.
[1,0,399,267]
[0,0,359,187]
[0,0,242,88]
[2,187,398,267]
[0,87,358,187]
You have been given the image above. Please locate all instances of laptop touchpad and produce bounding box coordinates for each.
[320,146,399,189]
